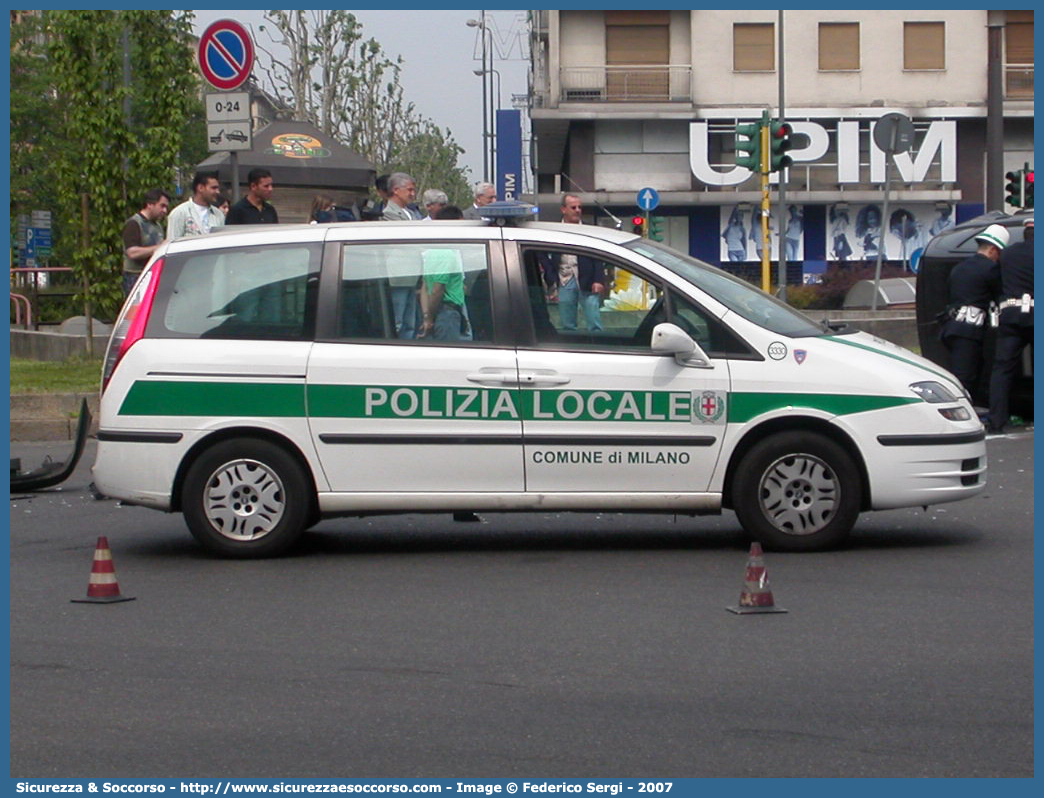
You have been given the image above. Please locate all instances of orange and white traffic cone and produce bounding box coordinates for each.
[71,536,135,604]
[727,542,786,614]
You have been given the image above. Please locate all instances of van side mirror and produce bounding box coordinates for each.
[651,323,713,368]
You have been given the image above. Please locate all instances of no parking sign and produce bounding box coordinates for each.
[198,19,254,91]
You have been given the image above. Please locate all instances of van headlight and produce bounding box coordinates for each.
[910,381,958,404]
[910,381,971,420]
[910,382,956,405]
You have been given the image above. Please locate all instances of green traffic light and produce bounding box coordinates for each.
[769,120,793,173]
[1005,169,1024,207]
[648,216,665,242]
[735,120,762,172]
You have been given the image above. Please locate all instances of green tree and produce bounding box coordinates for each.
[10,13,69,259]
[385,121,471,208]
[257,10,472,205]
[18,10,204,321]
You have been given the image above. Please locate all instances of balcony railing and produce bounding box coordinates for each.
[559,65,692,103]
[1005,63,1033,98]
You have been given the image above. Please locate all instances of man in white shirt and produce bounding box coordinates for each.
[166,171,225,238]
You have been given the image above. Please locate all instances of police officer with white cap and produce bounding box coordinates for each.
[986,217,1033,433]
[940,223,1009,401]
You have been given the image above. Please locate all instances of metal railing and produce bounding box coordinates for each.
[11,292,32,328]
[10,266,76,330]
[559,65,691,103]
[1005,64,1033,98]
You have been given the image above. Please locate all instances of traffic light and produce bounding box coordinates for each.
[1005,169,1025,208]
[648,216,665,242]
[768,120,793,173]
[735,120,763,172]
[1025,169,1034,208]
[631,215,647,237]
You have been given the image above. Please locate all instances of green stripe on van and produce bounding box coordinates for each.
[728,392,918,424]
[118,381,305,417]
[117,380,919,425]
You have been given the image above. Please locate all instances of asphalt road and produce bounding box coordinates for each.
[9,432,1034,778]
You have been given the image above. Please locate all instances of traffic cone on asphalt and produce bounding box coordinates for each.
[71,536,135,604]
[726,542,786,614]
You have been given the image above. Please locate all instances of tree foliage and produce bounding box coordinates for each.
[256,10,471,206]
[10,13,72,261]
[10,10,204,321]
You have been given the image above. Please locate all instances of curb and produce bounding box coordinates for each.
[10,393,100,442]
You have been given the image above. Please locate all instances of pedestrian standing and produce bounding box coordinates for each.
[540,194,606,331]
[940,223,1008,401]
[166,172,225,239]
[225,168,279,225]
[463,182,497,219]
[310,194,335,223]
[121,188,170,295]
[421,189,449,220]
[381,173,422,221]
[986,217,1033,433]
[381,173,423,338]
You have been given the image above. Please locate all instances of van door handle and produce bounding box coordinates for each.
[518,370,571,386]
[466,368,519,386]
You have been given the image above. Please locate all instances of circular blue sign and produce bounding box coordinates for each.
[636,187,660,212]
[910,247,924,274]
[198,20,255,91]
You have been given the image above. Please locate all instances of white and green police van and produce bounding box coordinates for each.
[93,206,986,557]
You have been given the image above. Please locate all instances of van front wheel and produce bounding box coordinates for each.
[732,432,861,552]
[183,439,310,558]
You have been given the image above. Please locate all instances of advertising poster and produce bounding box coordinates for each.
[826,202,955,264]
[720,204,805,262]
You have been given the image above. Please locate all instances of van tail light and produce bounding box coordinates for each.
[101,258,164,394]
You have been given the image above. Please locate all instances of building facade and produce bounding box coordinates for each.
[528,9,1033,279]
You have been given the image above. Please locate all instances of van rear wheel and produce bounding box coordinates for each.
[183,439,310,558]
[732,432,861,552]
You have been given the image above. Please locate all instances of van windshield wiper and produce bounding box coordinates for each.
[821,318,850,334]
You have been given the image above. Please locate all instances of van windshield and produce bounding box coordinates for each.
[625,239,826,337]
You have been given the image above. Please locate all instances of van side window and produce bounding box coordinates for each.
[668,289,754,357]
[338,243,493,344]
[522,247,664,351]
[154,244,321,340]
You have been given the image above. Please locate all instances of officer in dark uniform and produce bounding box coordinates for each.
[940,223,1008,401]
[987,217,1033,433]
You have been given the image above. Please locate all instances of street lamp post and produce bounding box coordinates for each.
[474,67,501,177]
[466,14,490,180]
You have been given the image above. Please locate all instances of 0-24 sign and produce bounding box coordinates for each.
[206,92,250,124]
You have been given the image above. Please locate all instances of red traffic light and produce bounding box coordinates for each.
[1027,171,1034,184]
[773,122,792,138]
[632,216,645,226]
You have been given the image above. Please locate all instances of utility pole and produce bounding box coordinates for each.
[986,11,1005,211]
[776,10,787,302]
[760,117,771,293]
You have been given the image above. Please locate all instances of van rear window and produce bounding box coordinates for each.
[148,243,322,340]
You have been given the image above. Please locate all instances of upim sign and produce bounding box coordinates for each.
[496,109,523,202]
[502,172,518,201]
[689,117,956,186]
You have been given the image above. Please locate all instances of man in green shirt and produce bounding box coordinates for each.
[419,206,469,341]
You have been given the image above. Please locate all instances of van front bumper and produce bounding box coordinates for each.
[866,429,987,510]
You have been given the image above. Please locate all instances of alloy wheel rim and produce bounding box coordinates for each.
[758,453,838,536]
[203,458,286,541]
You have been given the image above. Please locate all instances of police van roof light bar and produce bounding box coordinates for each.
[481,201,540,226]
